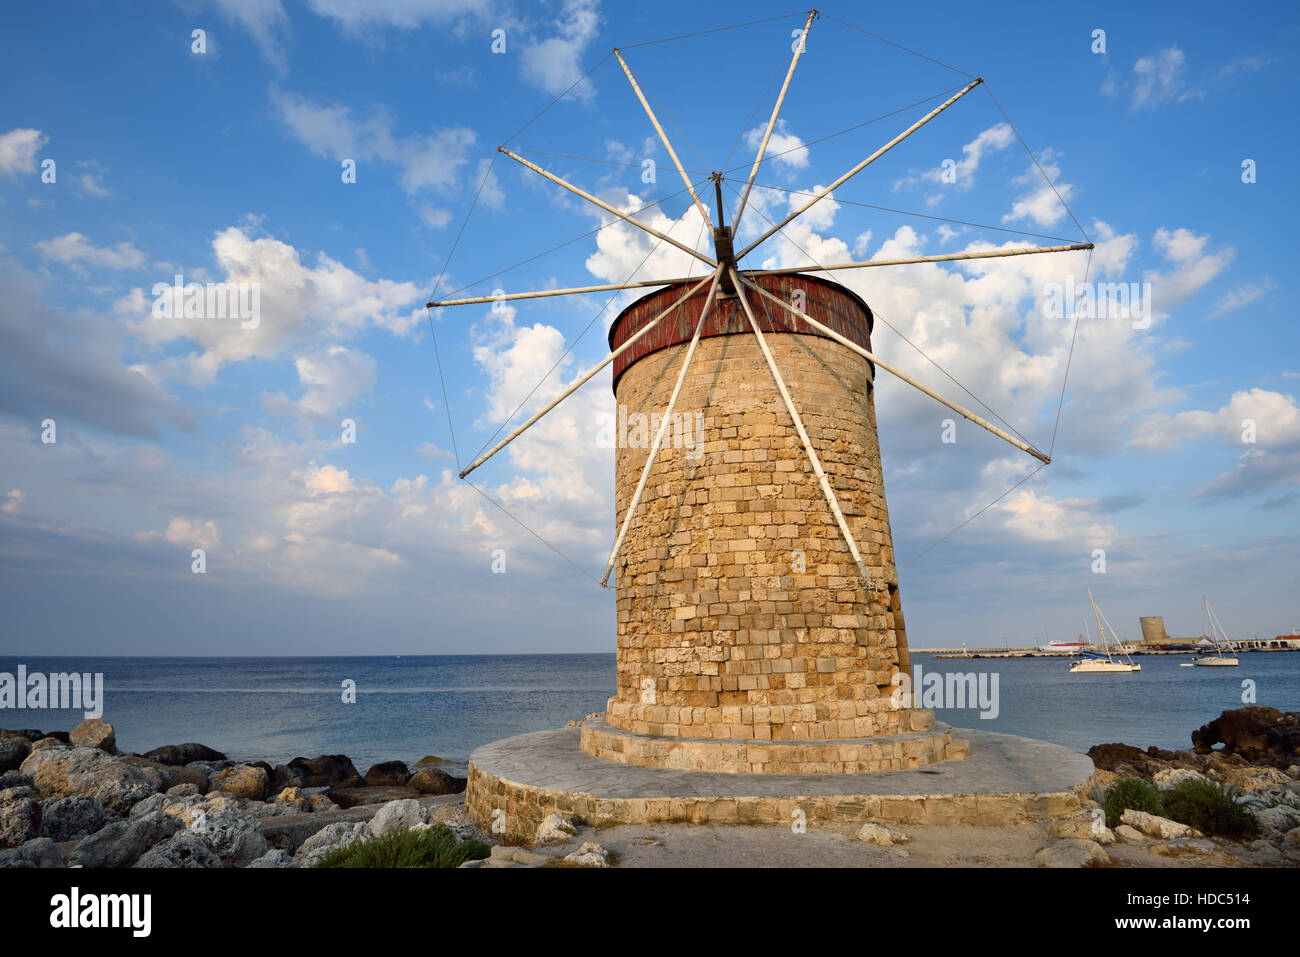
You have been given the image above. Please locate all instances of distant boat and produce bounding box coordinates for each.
[1191,597,1238,667]
[1071,588,1140,673]
[1038,638,1093,653]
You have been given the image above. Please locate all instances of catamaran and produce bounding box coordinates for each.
[1191,596,1239,667]
[1071,588,1141,673]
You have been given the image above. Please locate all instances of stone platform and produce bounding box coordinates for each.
[466,725,1093,842]
[580,715,968,774]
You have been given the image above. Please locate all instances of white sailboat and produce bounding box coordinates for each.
[1071,588,1141,673]
[1192,596,1239,667]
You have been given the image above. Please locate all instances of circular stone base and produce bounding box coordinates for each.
[580,716,969,774]
[466,726,1093,842]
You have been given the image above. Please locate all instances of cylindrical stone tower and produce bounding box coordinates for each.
[579,273,968,774]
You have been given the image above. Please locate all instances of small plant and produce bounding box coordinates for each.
[1159,779,1259,839]
[1102,776,1163,828]
[314,825,491,869]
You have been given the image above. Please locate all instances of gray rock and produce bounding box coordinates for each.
[536,813,578,843]
[0,836,63,868]
[0,785,37,804]
[20,747,158,814]
[246,848,296,869]
[69,718,116,754]
[69,811,183,868]
[1152,768,1211,791]
[40,795,107,841]
[857,822,910,846]
[134,831,223,869]
[1251,804,1300,836]
[563,842,609,867]
[30,737,68,752]
[167,783,201,797]
[128,793,172,818]
[188,807,267,867]
[1034,839,1110,868]
[0,797,42,849]
[0,771,33,790]
[142,743,227,766]
[370,798,427,838]
[294,821,369,867]
[1150,838,1217,857]
[0,737,31,773]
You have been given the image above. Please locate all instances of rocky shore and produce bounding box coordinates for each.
[0,719,488,868]
[1,706,1297,868]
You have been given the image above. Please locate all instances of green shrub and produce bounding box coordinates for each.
[1102,776,1163,828]
[1159,778,1259,839]
[314,825,491,869]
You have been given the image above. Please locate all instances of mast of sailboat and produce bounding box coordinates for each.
[1086,587,1112,661]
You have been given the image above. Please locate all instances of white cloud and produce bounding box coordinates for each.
[744,119,810,171]
[35,233,147,270]
[294,345,378,418]
[519,0,601,102]
[1144,227,1234,312]
[0,128,46,177]
[121,225,424,385]
[1131,388,1300,452]
[1002,152,1075,229]
[1208,276,1275,319]
[1132,47,1203,110]
[893,123,1012,192]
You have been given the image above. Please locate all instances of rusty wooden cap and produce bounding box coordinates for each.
[607,273,873,393]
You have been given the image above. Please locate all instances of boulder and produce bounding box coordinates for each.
[0,737,31,773]
[563,841,609,867]
[1120,809,1202,840]
[1152,768,1211,791]
[536,813,577,844]
[142,743,227,766]
[40,795,107,841]
[364,761,411,788]
[857,822,910,846]
[430,805,480,842]
[1191,706,1300,767]
[134,831,222,869]
[0,729,47,743]
[167,783,202,798]
[1150,838,1217,857]
[1250,804,1300,837]
[210,765,269,801]
[31,737,69,751]
[408,767,465,795]
[119,756,209,793]
[268,764,306,794]
[188,806,267,867]
[328,785,419,809]
[286,755,364,789]
[21,747,158,813]
[294,821,369,867]
[0,837,64,868]
[1034,839,1109,868]
[415,755,451,766]
[369,799,427,838]
[1286,827,1300,847]
[1048,811,1115,845]
[0,796,42,849]
[69,811,182,868]
[0,771,32,791]
[247,848,295,868]
[1215,765,1293,792]
[1114,824,1147,843]
[69,718,116,754]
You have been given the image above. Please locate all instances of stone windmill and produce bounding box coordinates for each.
[430,11,1092,780]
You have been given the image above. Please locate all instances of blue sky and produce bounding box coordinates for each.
[1,0,1297,655]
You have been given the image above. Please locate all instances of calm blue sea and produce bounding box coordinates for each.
[1,653,1296,774]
